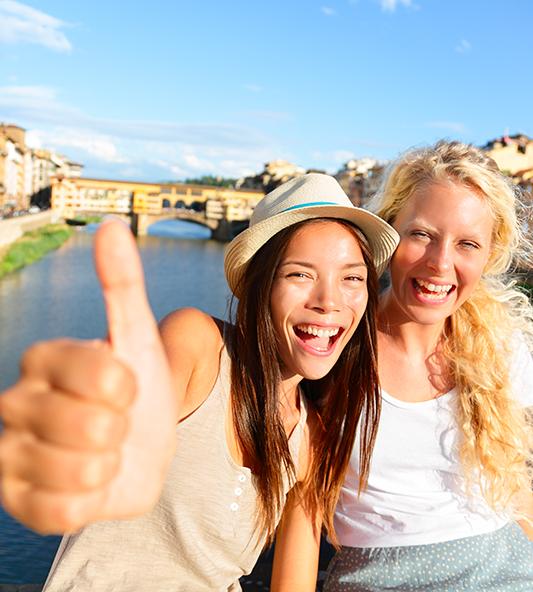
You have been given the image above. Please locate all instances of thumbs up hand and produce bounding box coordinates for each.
[0,220,178,534]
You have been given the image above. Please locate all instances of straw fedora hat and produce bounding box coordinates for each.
[224,173,399,297]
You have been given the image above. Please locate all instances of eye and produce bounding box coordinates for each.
[344,274,366,283]
[286,271,311,279]
[459,240,480,250]
[410,230,430,240]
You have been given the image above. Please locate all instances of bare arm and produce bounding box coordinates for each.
[271,409,324,592]
[270,487,322,592]
[159,307,223,422]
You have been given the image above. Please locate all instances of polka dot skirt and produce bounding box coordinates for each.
[324,523,533,591]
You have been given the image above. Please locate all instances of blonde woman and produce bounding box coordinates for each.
[272,142,533,591]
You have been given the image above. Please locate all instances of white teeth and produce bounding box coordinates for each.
[414,279,454,301]
[416,279,453,294]
[297,325,340,338]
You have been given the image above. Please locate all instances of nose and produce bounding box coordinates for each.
[308,277,342,313]
[426,240,452,274]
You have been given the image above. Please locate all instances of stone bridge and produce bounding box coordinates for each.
[50,177,263,240]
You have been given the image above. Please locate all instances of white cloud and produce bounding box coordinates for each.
[0,84,58,100]
[168,164,188,178]
[244,83,263,93]
[321,6,337,16]
[29,127,128,163]
[182,153,217,172]
[0,0,72,52]
[426,121,466,133]
[54,132,127,164]
[152,160,188,179]
[380,0,413,12]
[219,160,256,178]
[333,150,357,163]
[0,85,268,148]
[455,39,471,53]
[147,146,273,180]
[0,84,86,126]
[0,85,281,180]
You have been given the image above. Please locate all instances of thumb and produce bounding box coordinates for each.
[94,219,159,359]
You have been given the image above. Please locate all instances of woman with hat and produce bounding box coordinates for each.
[274,142,533,591]
[0,173,398,591]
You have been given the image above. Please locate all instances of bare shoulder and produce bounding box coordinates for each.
[160,307,223,353]
[159,308,225,419]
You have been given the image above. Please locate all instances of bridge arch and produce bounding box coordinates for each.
[136,209,218,236]
[145,216,213,239]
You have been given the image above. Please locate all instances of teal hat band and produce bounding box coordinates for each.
[281,201,338,213]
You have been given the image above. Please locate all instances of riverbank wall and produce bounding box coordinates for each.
[0,211,63,250]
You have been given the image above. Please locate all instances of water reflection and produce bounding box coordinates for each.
[147,218,212,240]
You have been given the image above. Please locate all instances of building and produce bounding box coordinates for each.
[0,124,27,210]
[237,160,306,193]
[29,149,83,209]
[483,134,533,187]
[0,122,83,212]
[335,157,386,207]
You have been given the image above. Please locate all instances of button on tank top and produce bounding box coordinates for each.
[43,346,308,592]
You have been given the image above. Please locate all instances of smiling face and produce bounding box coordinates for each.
[386,180,494,328]
[270,220,369,382]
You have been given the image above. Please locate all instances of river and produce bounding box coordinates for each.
[0,220,232,585]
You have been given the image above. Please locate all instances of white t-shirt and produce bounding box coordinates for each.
[334,335,533,548]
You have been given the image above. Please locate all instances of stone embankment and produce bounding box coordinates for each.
[0,211,62,250]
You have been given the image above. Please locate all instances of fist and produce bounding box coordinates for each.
[0,339,136,533]
[0,220,178,533]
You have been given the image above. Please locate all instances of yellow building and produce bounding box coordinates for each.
[0,123,27,210]
[484,134,533,183]
[51,176,263,218]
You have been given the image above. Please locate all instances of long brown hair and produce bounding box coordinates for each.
[228,218,381,545]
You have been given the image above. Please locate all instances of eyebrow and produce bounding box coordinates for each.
[279,260,367,269]
[407,220,489,241]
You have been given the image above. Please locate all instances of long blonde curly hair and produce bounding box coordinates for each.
[372,140,533,517]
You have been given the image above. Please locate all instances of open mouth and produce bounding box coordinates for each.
[293,324,344,353]
[413,278,456,301]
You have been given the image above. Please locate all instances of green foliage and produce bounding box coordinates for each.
[183,175,237,188]
[74,215,103,224]
[0,225,73,279]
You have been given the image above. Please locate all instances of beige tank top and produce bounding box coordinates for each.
[43,346,308,592]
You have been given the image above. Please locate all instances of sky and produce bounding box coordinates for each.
[0,0,531,182]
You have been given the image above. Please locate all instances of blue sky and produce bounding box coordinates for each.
[0,0,531,181]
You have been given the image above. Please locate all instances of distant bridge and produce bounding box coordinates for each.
[50,177,263,240]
